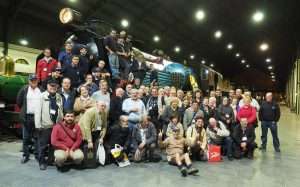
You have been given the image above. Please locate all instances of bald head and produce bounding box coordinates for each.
[209,118,217,128]
[115,88,124,97]
[96,101,106,112]
[266,92,273,102]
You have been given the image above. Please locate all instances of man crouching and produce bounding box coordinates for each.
[158,127,198,177]
[51,110,84,170]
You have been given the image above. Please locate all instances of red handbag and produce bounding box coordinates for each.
[207,145,221,162]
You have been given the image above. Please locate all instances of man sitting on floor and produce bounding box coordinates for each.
[158,127,198,177]
[232,118,257,159]
[51,110,84,169]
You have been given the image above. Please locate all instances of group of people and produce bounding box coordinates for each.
[16,30,281,177]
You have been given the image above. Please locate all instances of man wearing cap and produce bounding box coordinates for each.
[17,74,42,164]
[36,48,58,87]
[35,79,64,170]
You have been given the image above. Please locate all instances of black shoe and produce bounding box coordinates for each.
[187,167,199,175]
[247,154,254,160]
[228,156,234,161]
[180,167,187,177]
[21,156,29,164]
[275,148,281,153]
[39,163,47,170]
[259,146,266,151]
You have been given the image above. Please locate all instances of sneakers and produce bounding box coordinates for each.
[39,163,47,170]
[187,167,199,175]
[21,156,30,164]
[180,167,187,177]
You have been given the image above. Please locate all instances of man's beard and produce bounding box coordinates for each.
[65,120,74,125]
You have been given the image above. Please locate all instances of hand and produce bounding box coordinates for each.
[69,150,74,158]
[241,142,247,148]
[99,138,104,145]
[88,142,93,149]
[138,142,145,150]
[65,149,70,157]
[158,130,163,139]
[226,119,230,124]
[197,140,201,145]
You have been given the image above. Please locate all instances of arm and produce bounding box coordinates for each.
[186,127,196,146]
[16,86,26,108]
[258,104,263,121]
[216,122,230,137]
[183,111,189,130]
[100,112,108,140]
[145,124,157,145]
[201,130,207,150]
[248,107,257,124]
[51,125,69,151]
[36,61,42,81]
[71,125,83,150]
[275,103,281,122]
[73,98,84,113]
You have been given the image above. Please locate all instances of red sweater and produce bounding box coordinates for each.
[51,122,82,151]
[237,105,257,126]
[36,57,58,81]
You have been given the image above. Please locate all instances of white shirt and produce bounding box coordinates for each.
[62,88,69,100]
[140,129,146,144]
[26,87,41,114]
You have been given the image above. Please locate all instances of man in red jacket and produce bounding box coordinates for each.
[36,48,58,88]
[51,110,83,168]
[237,96,257,127]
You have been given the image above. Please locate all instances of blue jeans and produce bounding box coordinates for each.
[261,121,280,149]
[222,136,233,157]
[108,53,120,79]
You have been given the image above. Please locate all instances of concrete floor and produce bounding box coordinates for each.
[0,106,299,187]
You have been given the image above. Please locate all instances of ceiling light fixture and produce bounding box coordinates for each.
[214,30,222,39]
[121,19,129,28]
[19,39,28,46]
[252,11,264,23]
[235,53,240,58]
[246,64,250,68]
[174,46,181,53]
[241,59,246,64]
[210,63,214,67]
[268,65,273,70]
[190,54,195,60]
[266,58,272,63]
[195,10,205,21]
[227,43,233,50]
[260,42,269,51]
[201,60,206,64]
[153,35,160,42]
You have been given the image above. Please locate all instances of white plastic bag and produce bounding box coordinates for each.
[97,143,106,165]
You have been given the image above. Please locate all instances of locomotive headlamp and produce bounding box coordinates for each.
[59,8,82,24]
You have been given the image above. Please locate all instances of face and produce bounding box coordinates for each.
[192,102,199,110]
[171,117,178,124]
[116,89,124,97]
[80,48,87,55]
[29,79,38,88]
[151,89,158,97]
[100,82,108,93]
[138,89,144,99]
[170,90,177,97]
[210,91,216,97]
[86,75,93,83]
[216,90,221,96]
[229,90,235,97]
[171,101,178,108]
[222,98,228,105]
[62,79,71,90]
[80,87,88,97]
[209,118,217,128]
[177,90,184,99]
[236,89,242,97]
[98,61,105,68]
[183,99,189,107]
[158,89,164,96]
[44,49,51,57]
[196,92,201,98]
[47,84,57,94]
[141,117,149,128]
[266,93,273,102]
[65,43,72,52]
[111,30,117,37]
[195,119,204,128]
[72,57,80,65]
[97,102,106,112]
[64,113,75,124]
[131,90,138,99]
[134,78,141,85]
[126,84,132,92]
[120,116,128,127]
[209,97,216,107]
[203,98,208,106]
[173,130,180,138]
[240,118,248,128]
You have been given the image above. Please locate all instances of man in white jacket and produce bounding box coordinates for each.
[206,118,233,161]
[35,79,64,170]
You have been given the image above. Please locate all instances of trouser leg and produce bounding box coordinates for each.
[270,122,280,149]
[261,121,269,148]
[224,137,233,157]
[38,128,52,165]
[71,149,84,165]
[22,115,35,157]
[54,150,67,167]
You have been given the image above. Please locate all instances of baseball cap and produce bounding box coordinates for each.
[28,74,38,81]
[47,79,58,86]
